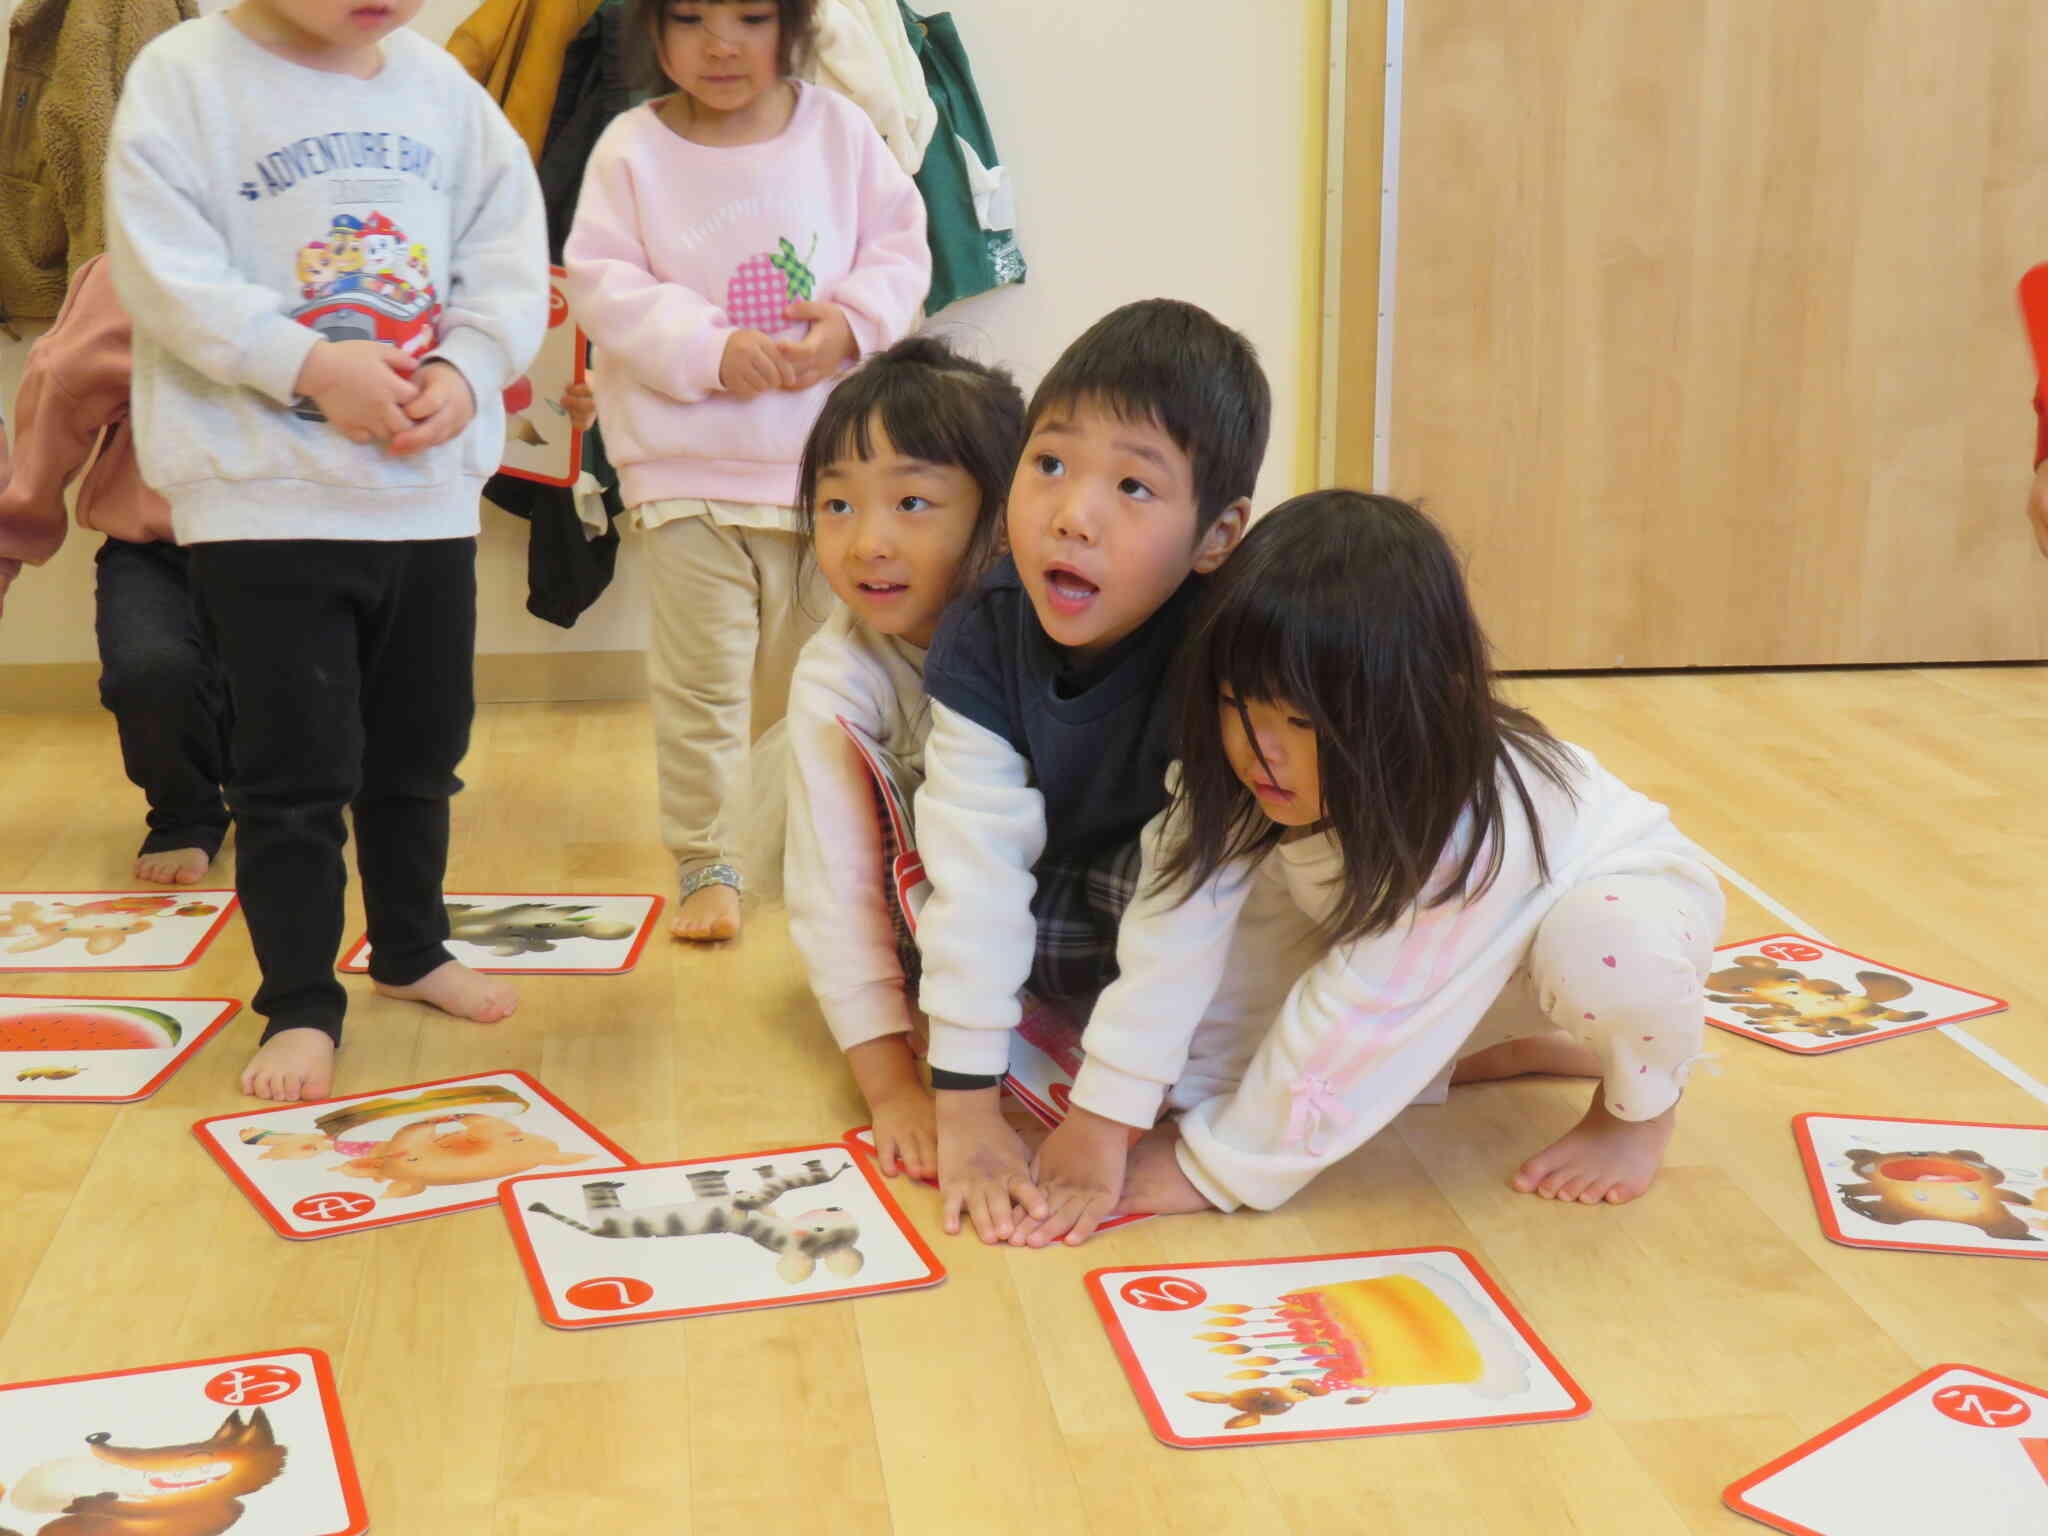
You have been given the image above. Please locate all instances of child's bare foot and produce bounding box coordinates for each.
[134,846,210,885]
[671,882,741,942]
[1512,1087,1675,1205]
[1453,1029,1603,1084]
[241,1027,336,1102]
[372,959,518,1022]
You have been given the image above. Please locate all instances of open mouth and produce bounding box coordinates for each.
[1041,565,1099,614]
[855,580,908,599]
[144,1462,231,1494]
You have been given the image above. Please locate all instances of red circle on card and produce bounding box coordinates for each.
[1119,1275,1208,1311]
[548,286,570,327]
[1932,1385,2032,1428]
[1049,1083,1072,1113]
[566,1276,655,1312]
[203,1364,302,1406]
[292,1191,375,1223]
[1759,941,1825,963]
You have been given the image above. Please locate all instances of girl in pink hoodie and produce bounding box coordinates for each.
[565,0,930,942]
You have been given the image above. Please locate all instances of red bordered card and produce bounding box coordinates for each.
[496,265,588,488]
[0,1348,367,1535]
[1725,1363,2048,1534]
[502,1141,945,1329]
[1793,1112,2048,1259]
[194,1069,634,1240]
[337,893,664,976]
[0,891,238,973]
[1087,1247,1590,1449]
[0,994,239,1103]
[1705,934,2006,1054]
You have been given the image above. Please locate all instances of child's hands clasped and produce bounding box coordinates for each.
[936,1086,1048,1243]
[1011,1105,1132,1248]
[720,328,796,398]
[777,299,856,389]
[388,361,476,456]
[293,339,419,444]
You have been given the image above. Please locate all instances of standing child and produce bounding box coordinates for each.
[564,0,929,943]
[106,0,549,1102]
[783,336,1024,1180]
[1017,492,1727,1244]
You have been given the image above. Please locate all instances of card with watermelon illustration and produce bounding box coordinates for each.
[497,265,587,489]
[0,891,237,973]
[1087,1248,1590,1449]
[1793,1113,2048,1259]
[337,893,662,976]
[1704,934,2006,1054]
[1725,1363,2048,1534]
[0,1348,366,1536]
[502,1141,943,1330]
[194,1070,633,1240]
[0,994,239,1103]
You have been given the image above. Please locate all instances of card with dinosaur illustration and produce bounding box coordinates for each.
[336,892,663,975]
[0,994,239,1103]
[503,1141,945,1329]
[497,265,588,488]
[0,891,238,973]
[194,1070,634,1240]
[1704,933,2006,1054]
[0,1348,366,1535]
[1793,1113,2048,1259]
[1088,1248,1589,1449]
[1725,1363,2048,1534]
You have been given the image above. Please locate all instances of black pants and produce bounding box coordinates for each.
[188,538,476,1044]
[93,538,233,859]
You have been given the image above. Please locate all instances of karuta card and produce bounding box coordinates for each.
[1726,1364,2048,1534]
[0,994,239,1103]
[195,1069,633,1240]
[496,265,587,488]
[1794,1113,2048,1259]
[0,1349,365,1535]
[0,891,237,973]
[337,892,663,976]
[1704,933,2005,1054]
[1003,1000,1089,1128]
[1087,1248,1589,1449]
[503,1142,944,1329]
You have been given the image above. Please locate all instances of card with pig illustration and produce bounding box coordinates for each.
[503,1142,945,1329]
[337,893,663,976]
[1704,934,2005,1054]
[0,994,239,1104]
[0,892,238,973]
[0,1348,365,1535]
[1794,1113,2048,1260]
[194,1070,634,1240]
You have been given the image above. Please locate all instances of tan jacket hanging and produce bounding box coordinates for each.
[445,0,607,164]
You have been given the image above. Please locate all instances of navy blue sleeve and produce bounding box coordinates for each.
[924,561,1026,753]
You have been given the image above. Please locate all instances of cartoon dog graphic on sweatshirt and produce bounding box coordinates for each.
[1705,954,1927,1039]
[1835,1147,2041,1242]
[0,1407,285,1536]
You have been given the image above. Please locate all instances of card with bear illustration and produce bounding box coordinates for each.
[502,1142,944,1330]
[1793,1113,2048,1259]
[0,891,238,973]
[1704,934,2006,1054]
[336,893,663,976]
[0,1348,366,1535]
[194,1070,634,1240]
[1725,1363,2048,1534]
[1087,1248,1590,1449]
[0,994,239,1103]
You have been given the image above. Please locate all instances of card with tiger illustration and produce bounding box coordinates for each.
[1704,934,2006,1054]
[336,893,663,976]
[0,892,238,973]
[503,1142,944,1329]
[1794,1113,2048,1259]
[0,994,238,1103]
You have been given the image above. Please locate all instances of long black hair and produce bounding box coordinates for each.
[622,0,820,100]
[1156,490,1578,947]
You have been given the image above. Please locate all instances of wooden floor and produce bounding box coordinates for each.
[0,666,2043,1534]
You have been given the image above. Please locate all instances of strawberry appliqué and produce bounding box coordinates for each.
[726,235,818,335]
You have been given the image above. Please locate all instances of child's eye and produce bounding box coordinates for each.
[897,496,931,514]
[820,498,852,517]
[1119,477,1155,500]
[1287,716,1314,731]
[1034,452,1064,477]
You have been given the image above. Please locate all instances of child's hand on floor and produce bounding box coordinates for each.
[936,1086,1049,1243]
[1012,1105,1134,1248]
[720,328,796,398]
[295,340,420,444]
[776,300,856,390]
[1115,1121,1218,1218]
[846,1035,937,1182]
[388,361,476,456]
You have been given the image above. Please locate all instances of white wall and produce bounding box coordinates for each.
[0,0,1315,670]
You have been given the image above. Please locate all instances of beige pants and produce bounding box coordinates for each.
[642,512,833,884]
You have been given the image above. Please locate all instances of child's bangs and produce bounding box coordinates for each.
[1201,565,1344,730]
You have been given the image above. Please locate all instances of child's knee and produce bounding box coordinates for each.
[1529,877,1713,1028]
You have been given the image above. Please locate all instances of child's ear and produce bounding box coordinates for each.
[1191,498,1253,574]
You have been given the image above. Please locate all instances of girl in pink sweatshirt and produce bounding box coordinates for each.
[565,0,930,942]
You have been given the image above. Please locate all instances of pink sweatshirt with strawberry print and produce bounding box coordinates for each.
[563,85,930,513]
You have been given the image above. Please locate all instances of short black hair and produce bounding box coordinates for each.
[1024,298,1270,533]
[622,0,820,99]
[797,335,1027,597]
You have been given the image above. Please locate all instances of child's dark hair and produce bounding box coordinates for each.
[1025,299,1270,534]
[622,0,820,99]
[797,336,1027,593]
[1158,490,1578,948]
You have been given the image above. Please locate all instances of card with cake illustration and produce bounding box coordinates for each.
[0,1348,366,1536]
[1725,1363,2048,1534]
[1704,934,2006,1054]
[194,1070,633,1240]
[502,1142,945,1329]
[0,891,237,973]
[1793,1113,2048,1259]
[0,994,239,1103]
[497,265,588,488]
[337,893,663,976]
[1087,1248,1590,1448]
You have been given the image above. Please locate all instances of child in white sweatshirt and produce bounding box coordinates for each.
[1017,491,1727,1243]
[783,336,1025,1180]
